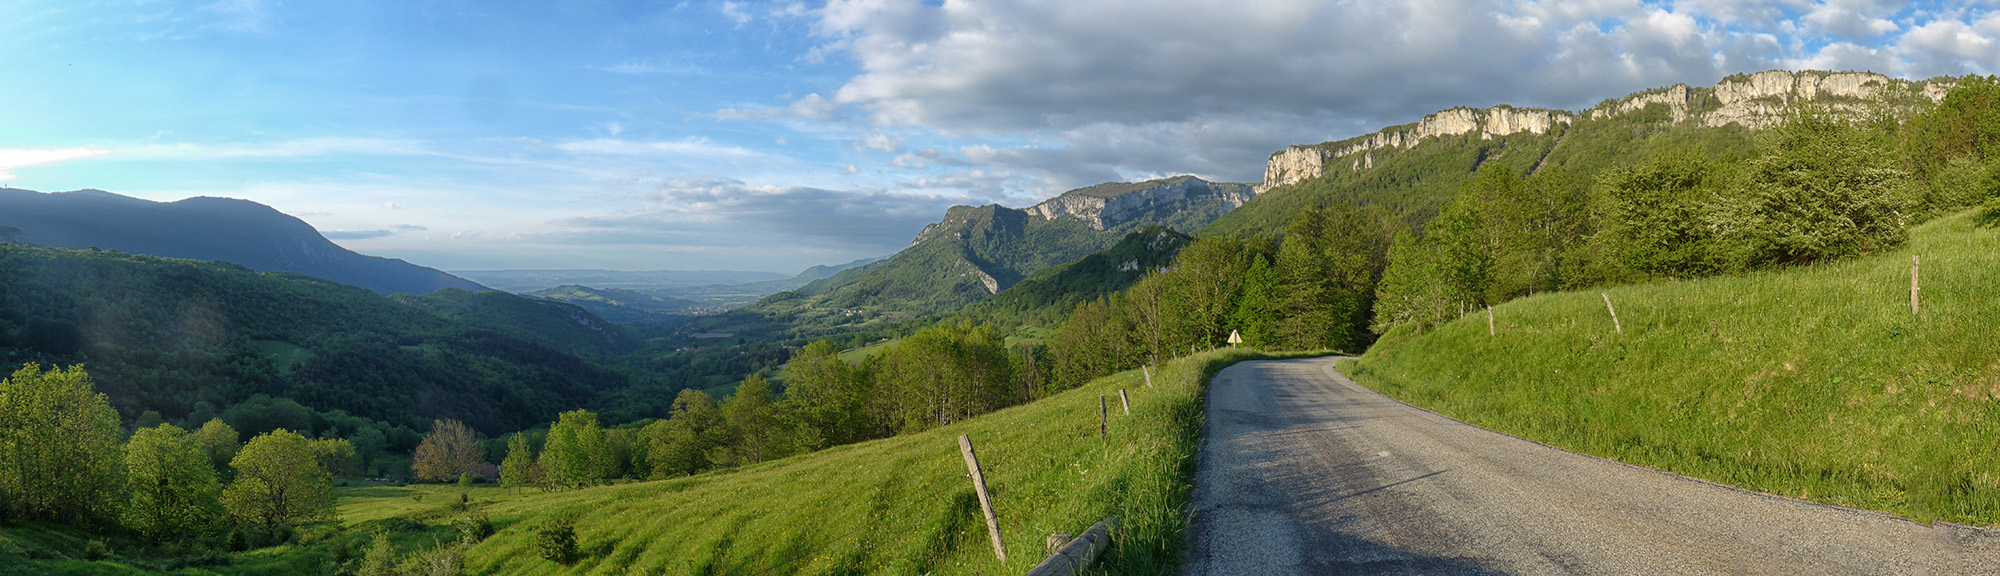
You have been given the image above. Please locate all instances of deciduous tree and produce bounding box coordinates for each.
[223,429,336,529]
[412,419,485,482]
[0,364,125,526]
[124,423,225,543]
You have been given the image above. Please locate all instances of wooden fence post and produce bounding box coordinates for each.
[958,435,1007,563]
[1098,396,1107,436]
[1486,305,1494,336]
[1118,389,1130,416]
[1143,365,1153,388]
[1911,254,1920,315]
[1023,517,1121,576]
[1601,293,1622,334]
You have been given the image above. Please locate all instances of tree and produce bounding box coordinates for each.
[648,390,721,478]
[715,374,790,466]
[1275,205,1389,349]
[1594,151,1734,278]
[360,530,399,576]
[1227,255,1281,348]
[194,418,241,473]
[0,364,125,526]
[412,419,486,482]
[1722,103,1913,267]
[223,429,337,529]
[124,423,226,543]
[499,433,534,489]
[781,341,866,448]
[538,410,612,488]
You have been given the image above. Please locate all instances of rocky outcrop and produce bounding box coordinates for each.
[1260,70,1960,193]
[1026,176,1254,230]
[1256,106,1572,192]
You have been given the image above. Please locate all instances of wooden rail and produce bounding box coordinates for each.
[1023,517,1120,576]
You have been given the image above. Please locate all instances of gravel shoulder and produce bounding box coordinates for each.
[1182,356,1998,576]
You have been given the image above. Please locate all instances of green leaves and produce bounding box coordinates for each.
[124,423,226,543]
[0,364,124,527]
[222,428,336,529]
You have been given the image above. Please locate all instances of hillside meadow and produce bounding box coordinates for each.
[1,348,1307,575]
[1347,208,2000,526]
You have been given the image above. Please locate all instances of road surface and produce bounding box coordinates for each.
[1183,356,1997,575]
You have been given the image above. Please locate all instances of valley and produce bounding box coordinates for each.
[4,68,1999,574]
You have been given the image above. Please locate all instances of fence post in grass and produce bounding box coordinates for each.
[1601,293,1622,334]
[1143,365,1153,388]
[1486,305,1495,336]
[1098,396,1107,436]
[957,434,1007,563]
[1911,254,1920,315]
[1118,389,1131,416]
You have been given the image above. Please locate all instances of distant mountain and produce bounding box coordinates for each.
[524,285,703,324]
[725,176,1251,334]
[466,257,885,315]
[0,243,629,433]
[979,226,1193,324]
[0,188,485,296]
[451,269,790,294]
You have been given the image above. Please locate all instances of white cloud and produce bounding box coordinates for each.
[0,147,110,180]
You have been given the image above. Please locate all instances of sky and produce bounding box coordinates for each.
[1,1,1997,274]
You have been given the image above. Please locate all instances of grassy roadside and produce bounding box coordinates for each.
[1,348,1289,574]
[1346,209,2000,526]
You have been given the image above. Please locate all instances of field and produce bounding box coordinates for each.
[1347,209,2000,526]
[2,348,1296,575]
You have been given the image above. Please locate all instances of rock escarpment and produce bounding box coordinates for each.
[1258,69,1958,193]
[1258,106,1573,192]
[1025,176,1255,230]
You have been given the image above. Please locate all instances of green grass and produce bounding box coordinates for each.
[2,349,1295,574]
[455,348,1289,576]
[1347,209,2000,526]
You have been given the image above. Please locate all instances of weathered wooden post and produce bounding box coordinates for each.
[1118,389,1130,416]
[1486,305,1495,336]
[1602,293,1622,334]
[1911,254,1920,315]
[957,434,1007,562]
[1024,517,1122,576]
[1142,365,1153,388]
[1098,395,1107,436]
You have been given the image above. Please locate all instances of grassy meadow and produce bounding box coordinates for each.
[1347,209,2000,526]
[3,348,1292,575]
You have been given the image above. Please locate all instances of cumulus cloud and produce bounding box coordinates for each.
[786,0,2000,188]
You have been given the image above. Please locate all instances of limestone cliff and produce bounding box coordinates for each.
[1258,106,1573,192]
[1025,176,1255,230]
[1258,70,1958,193]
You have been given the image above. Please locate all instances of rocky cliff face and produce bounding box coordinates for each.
[1259,69,1958,193]
[1258,106,1573,192]
[1025,176,1254,230]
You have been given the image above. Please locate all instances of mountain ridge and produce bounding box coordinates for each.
[0,187,486,296]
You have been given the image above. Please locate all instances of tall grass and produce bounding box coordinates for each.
[1348,209,2000,526]
[447,348,1282,575]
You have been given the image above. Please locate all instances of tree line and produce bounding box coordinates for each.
[1042,77,2000,373]
[1,364,349,549]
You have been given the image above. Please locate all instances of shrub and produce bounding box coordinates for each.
[535,513,579,564]
[81,540,110,561]
[454,513,493,544]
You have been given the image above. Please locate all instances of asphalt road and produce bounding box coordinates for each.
[1182,356,1999,575]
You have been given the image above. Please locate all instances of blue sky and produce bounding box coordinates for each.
[2,1,1996,273]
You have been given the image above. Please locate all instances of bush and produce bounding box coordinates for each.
[454,513,493,544]
[81,540,110,561]
[535,513,579,564]
[226,529,248,552]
